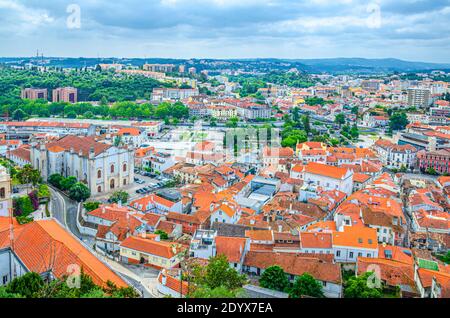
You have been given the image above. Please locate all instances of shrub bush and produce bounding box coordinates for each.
[28,190,40,211]
[13,196,35,217]
[83,201,101,212]
[37,184,50,198]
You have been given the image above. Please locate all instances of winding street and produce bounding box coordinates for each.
[48,186,83,240]
[47,185,159,297]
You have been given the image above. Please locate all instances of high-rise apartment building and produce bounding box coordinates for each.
[407,88,431,108]
[20,88,48,100]
[52,87,78,103]
[143,63,175,73]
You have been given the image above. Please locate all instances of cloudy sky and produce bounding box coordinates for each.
[0,0,449,62]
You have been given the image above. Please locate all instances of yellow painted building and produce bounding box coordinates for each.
[0,166,12,216]
[119,236,185,269]
[209,106,237,121]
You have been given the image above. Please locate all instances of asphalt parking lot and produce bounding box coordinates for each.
[128,171,172,201]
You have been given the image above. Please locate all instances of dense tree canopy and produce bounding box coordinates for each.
[16,164,41,187]
[109,190,129,204]
[281,127,307,148]
[304,97,333,106]
[68,182,91,202]
[0,67,169,105]
[0,271,139,298]
[154,230,169,240]
[344,272,383,298]
[60,176,78,191]
[289,273,324,298]
[437,251,450,264]
[83,201,101,212]
[229,71,316,97]
[389,112,409,131]
[189,254,248,298]
[48,173,63,188]
[259,265,289,292]
[0,67,189,121]
[335,113,346,126]
[4,272,44,298]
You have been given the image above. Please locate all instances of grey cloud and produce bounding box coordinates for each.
[0,0,449,62]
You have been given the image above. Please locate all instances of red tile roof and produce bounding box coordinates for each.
[156,220,178,234]
[0,218,127,288]
[120,236,184,259]
[2,121,91,129]
[117,127,141,136]
[245,230,274,242]
[130,193,177,211]
[158,271,189,296]
[263,146,294,158]
[300,232,333,249]
[45,135,111,156]
[215,236,247,263]
[244,251,341,284]
[8,146,31,162]
[142,213,163,227]
[305,162,350,179]
[333,226,378,250]
[353,173,371,183]
[417,268,450,298]
[88,204,131,221]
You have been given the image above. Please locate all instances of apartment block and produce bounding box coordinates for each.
[52,87,78,103]
[21,88,48,100]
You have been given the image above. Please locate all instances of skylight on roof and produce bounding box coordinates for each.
[384,250,392,259]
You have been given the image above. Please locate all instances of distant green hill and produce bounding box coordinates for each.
[1,56,449,74]
[286,58,450,73]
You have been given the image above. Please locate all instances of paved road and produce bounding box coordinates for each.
[49,185,159,297]
[95,254,160,298]
[49,187,67,227]
[49,186,92,245]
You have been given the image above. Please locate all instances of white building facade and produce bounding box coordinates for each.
[30,135,134,195]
